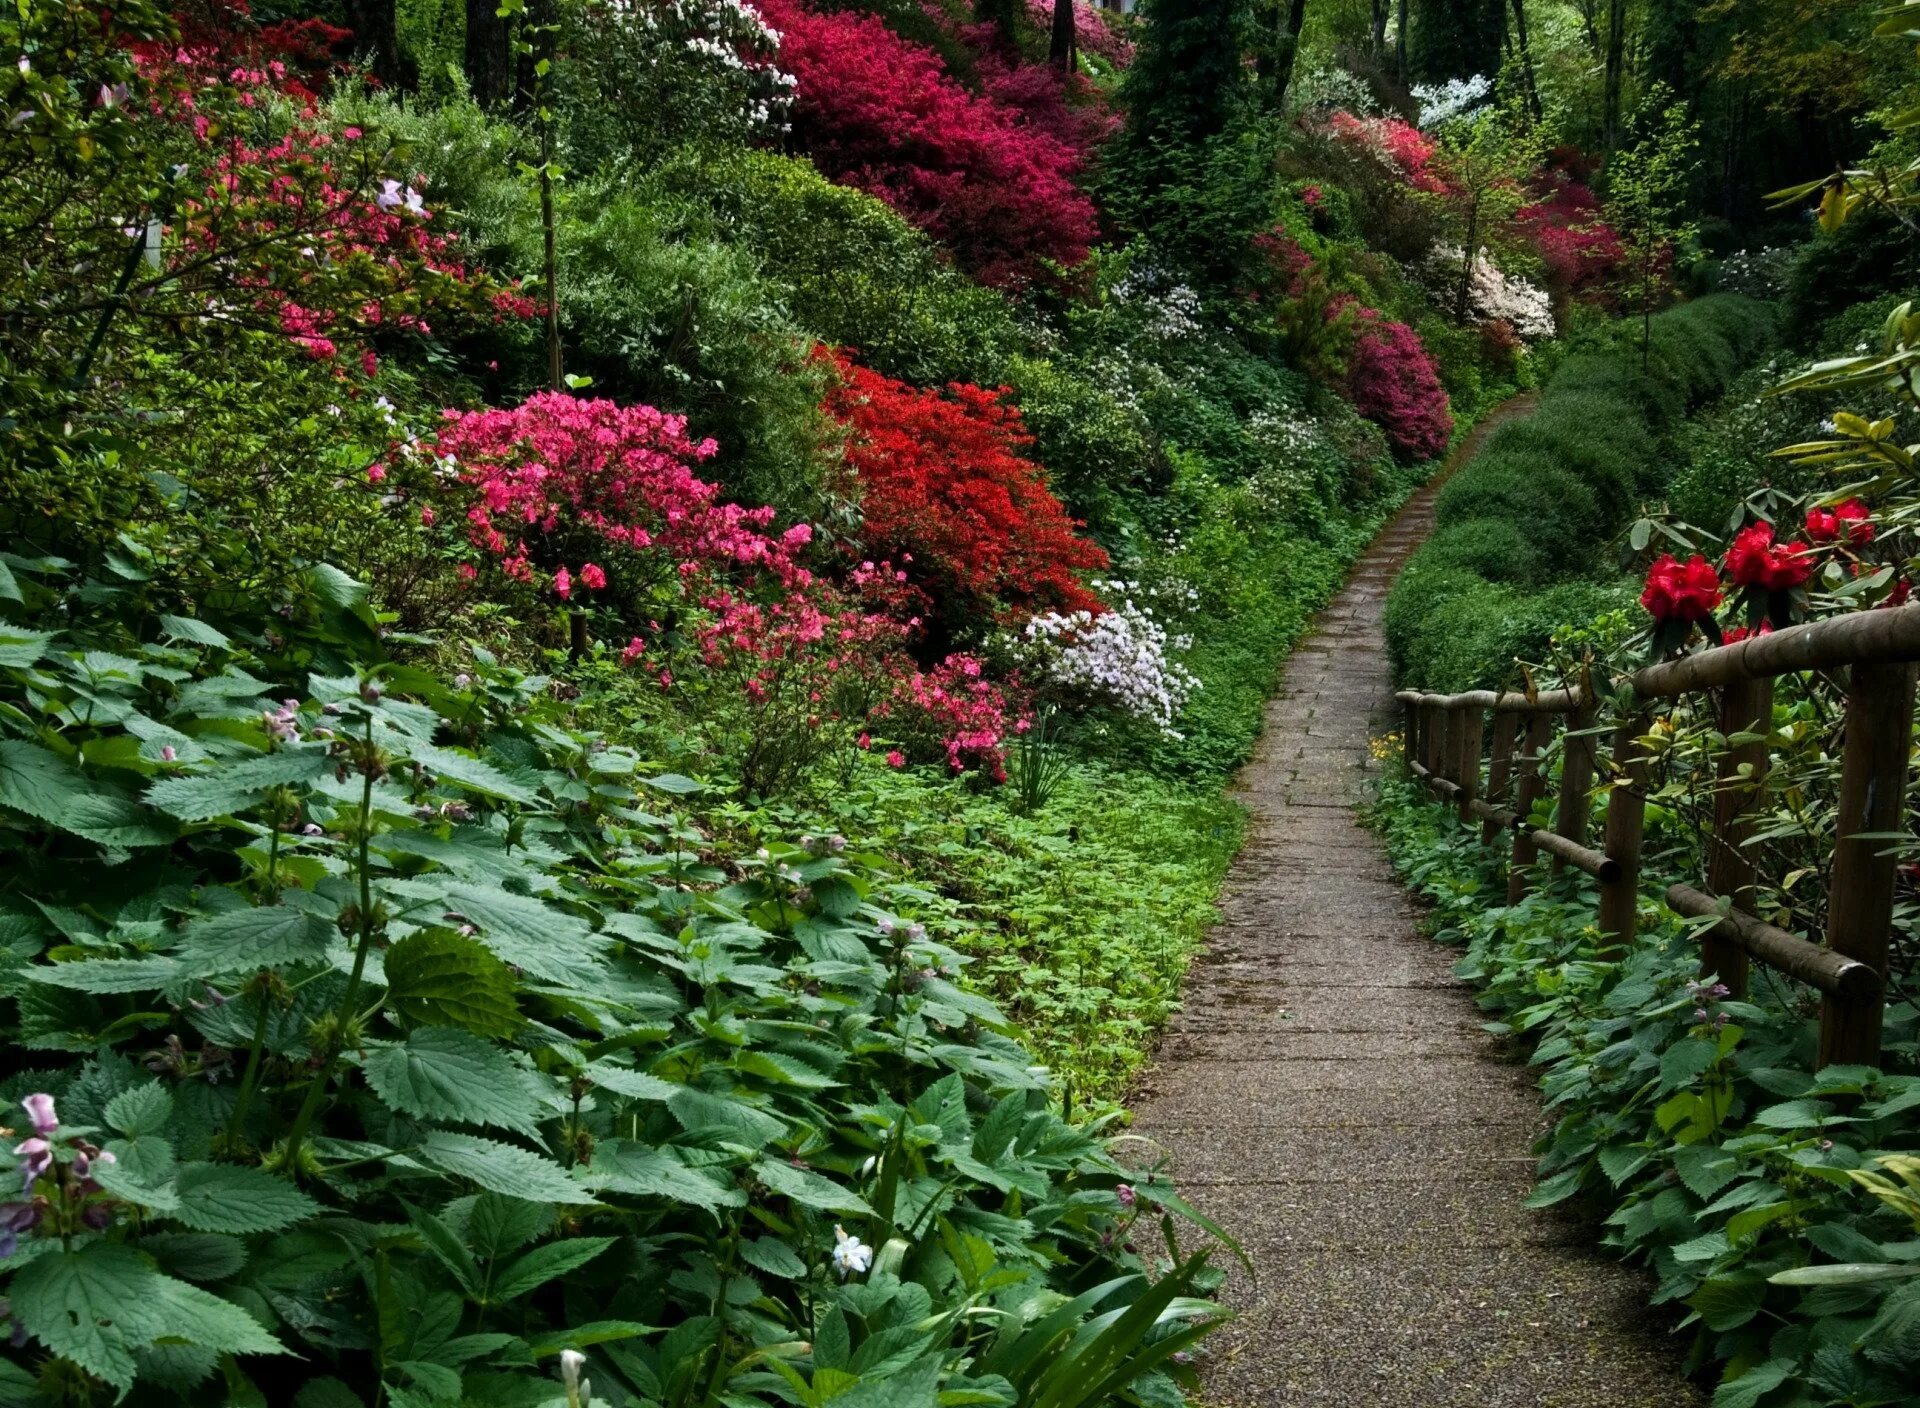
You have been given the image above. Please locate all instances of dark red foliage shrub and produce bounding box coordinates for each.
[822,351,1108,621]
[1516,149,1624,295]
[753,0,1098,286]
[1342,307,1452,461]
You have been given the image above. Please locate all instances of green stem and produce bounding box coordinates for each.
[280,721,379,1174]
[223,976,275,1149]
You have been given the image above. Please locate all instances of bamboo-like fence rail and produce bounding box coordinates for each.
[1395,604,1920,1069]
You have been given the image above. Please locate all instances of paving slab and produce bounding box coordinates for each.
[1131,395,1706,1405]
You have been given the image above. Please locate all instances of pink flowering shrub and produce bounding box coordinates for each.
[430,392,814,599]
[880,653,1020,779]
[1324,111,1449,194]
[1343,307,1453,460]
[752,0,1098,286]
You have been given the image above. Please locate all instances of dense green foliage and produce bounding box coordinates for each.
[1385,295,1775,690]
[1373,779,1920,1408]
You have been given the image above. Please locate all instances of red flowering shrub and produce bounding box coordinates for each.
[1342,309,1453,460]
[752,0,1098,286]
[823,353,1108,621]
[1324,111,1449,194]
[1807,498,1874,546]
[431,392,814,597]
[1516,151,1624,296]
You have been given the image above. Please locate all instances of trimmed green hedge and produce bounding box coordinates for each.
[1386,296,1776,691]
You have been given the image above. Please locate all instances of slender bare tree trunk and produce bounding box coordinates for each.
[465,0,512,104]
[1603,0,1628,153]
[1272,0,1309,111]
[1395,0,1408,81]
[1051,0,1076,69]
[1510,0,1542,119]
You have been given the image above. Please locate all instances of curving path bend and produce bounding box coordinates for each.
[1131,398,1705,1407]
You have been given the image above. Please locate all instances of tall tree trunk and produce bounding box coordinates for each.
[1603,0,1628,154]
[1370,0,1389,58]
[1575,0,1600,56]
[1455,199,1480,322]
[1510,0,1542,120]
[342,0,414,90]
[465,0,512,106]
[1395,0,1408,82]
[1050,0,1076,70]
[1271,0,1308,111]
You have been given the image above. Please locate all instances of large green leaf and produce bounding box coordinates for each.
[666,1086,785,1148]
[384,930,524,1038]
[409,739,540,805]
[488,1237,617,1304]
[144,747,330,821]
[362,1027,547,1137]
[9,1242,284,1391]
[170,1163,319,1234]
[413,881,607,987]
[175,903,334,977]
[583,1141,746,1212]
[755,1159,873,1216]
[415,1131,594,1205]
[29,956,184,993]
[0,626,53,667]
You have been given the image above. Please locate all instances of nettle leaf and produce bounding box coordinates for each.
[582,1141,746,1212]
[740,1239,807,1280]
[29,956,184,994]
[144,746,330,822]
[105,1081,174,1138]
[755,1159,873,1216]
[415,1131,594,1205]
[410,739,540,805]
[408,881,608,987]
[176,903,334,977]
[10,1242,284,1390]
[667,1086,786,1149]
[170,1162,319,1234]
[142,1233,248,1284]
[384,930,525,1038]
[157,615,232,649]
[579,1060,679,1102]
[489,1236,617,1304]
[0,626,54,667]
[362,1027,547,1136]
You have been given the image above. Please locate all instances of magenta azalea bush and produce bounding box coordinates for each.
[1344,309,1453,460]
[755,0,1099,285]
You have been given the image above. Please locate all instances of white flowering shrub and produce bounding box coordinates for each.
[1285,61,1381,118]
[1715,246,1796,300]
[1111,267,1206,341]
[1426,244,1556,339]
[1020,593,1200,734]
[1411,75,1491,129]
[564,0,797,164]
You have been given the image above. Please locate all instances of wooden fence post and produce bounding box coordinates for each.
[1702,677,1773,1000]
[1453,704,1484,823]
[1403,697,1420,772]
[1817,662,1915,1068]
[1597,713,1649,959]
[1430,704,1453,790]
[1484,711,1519,845]
[1507,713,1553,904]
[1551,697,1597,872]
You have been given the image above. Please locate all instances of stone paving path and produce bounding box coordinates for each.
[1130,399,1706,1407]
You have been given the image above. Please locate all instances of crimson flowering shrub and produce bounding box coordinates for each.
[880,653,1021,779]
[1341,306,1453,460]
[1516,151,1624,297]
[752,0,1098,285]
[823,352,1109,625]
[1806,497,1874,546]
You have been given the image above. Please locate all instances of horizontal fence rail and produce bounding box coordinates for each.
[1395,604,1920,1069]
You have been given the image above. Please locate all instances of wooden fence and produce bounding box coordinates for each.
[1396,605,1920,1069]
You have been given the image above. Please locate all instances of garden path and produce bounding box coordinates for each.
[1130,397,1706,1407]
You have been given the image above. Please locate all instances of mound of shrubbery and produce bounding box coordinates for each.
[1385,295,1777,691]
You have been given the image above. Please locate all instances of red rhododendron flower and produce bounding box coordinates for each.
[1721,623,1773,644]
[1725,522,1813,591]
[1342,307,1453,460]
[1640,554,1722,623]
[1806,498,1874,546]
[580,562,607,590]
